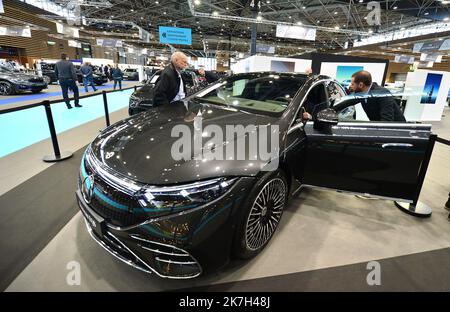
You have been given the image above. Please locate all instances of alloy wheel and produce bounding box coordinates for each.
[0,81,12,95]
[244,178,287,251]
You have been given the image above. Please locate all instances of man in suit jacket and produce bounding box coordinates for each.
[153,51,189,107]
[349,70,405,122]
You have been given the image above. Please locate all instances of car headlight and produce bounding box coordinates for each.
[129,95,140,107]
[137,177,237,214]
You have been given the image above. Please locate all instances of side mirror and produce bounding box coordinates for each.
[314,108,338,132]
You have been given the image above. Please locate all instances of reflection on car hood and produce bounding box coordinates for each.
[90,101,278,184]
[132,84,156,101]
[0,72,40,80]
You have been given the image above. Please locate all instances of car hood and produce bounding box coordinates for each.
[90,101,280,185]
[132,84,156,101]
[1,72,39,80]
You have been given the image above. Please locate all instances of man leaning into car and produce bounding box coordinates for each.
[153,51,189,107]
[349,70,405,122]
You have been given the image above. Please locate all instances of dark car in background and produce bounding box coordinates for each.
[0,65,47,95]
[77,72,435,279]
[40,62,58,84]
[128,69,207,115]
[123,68,139,81]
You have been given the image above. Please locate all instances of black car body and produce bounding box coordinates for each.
[0,65,47,95]
[129,70,208,115]
[77,72,435,279]
[40,62,58,84]
[123,68,139,81]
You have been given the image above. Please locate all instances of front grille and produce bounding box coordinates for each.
[130,234,201,277]
[28,77,44,83]
[83,158,149,227]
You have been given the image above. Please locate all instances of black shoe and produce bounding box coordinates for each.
[75,104,82,108]
[94,89,98,92]
[66,104,73,109]
[448,213,450,221]
[445,199,450,211]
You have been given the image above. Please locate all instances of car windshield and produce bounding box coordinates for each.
[194,73,306,115]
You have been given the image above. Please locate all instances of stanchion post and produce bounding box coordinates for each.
[134,85,137,91]
[102,90,110,127]
[42,100,73,162]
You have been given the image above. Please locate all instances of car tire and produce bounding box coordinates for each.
[231,169,288,259]
[43,75,51,84]
[0,81,14,95]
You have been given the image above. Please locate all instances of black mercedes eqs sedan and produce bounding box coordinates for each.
[77,72,435,279]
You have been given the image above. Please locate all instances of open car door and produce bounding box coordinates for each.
[299,104,436,216]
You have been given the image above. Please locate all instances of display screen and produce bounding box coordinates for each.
[158,26,192,45]
[420,73,443,104]
[335,65,364,86]
[270,60,295,73]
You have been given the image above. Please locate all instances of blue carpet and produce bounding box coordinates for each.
[0,89,133,157]
[0,82,132,106]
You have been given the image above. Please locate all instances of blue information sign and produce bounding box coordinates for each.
[159,26,192,45]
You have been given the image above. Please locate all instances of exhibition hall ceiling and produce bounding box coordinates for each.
[21,0,450,58]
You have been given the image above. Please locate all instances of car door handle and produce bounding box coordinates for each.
[382,143,413,149]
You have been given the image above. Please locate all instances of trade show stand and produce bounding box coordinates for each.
[403,69,450,121]
[231,55,312,74]
[293,53,390,86]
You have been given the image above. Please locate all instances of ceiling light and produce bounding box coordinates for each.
[359,0,363,2]
[194,0,201,5]
[256,15,262,21]
[297,21,302,25]
[401,27,405,30]
[213,11,219,16]
[368,29,373,33]
[393,6,398,9]
[288,16,292,19]
[155,1,159,3]
[334,26,340,29]
[302,6,306,9]
[226,7,229,10]
[334,11,338,15]
[424,12,429,15]
[444,17,449,21]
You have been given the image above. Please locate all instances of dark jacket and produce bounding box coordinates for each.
[80,64,93,78]
[362,83,406,122]
[153,63,186,107]
[55,60,77,80]
[111,68,123,80]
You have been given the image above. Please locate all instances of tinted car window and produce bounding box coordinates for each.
[196,74,305,115]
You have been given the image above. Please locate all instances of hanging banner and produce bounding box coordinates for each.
[55,22,79,38]
[394,55,415,64]
[68,40,82,48]
[0,0,4,14]
[139,28,151,43]
[276,25,316,41]
[413,39,450,53]
[256,44,275,54]
[96,38,123,47]
[159,26,192,45]
[0,26,31,37]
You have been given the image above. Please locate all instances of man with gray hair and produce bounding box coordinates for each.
[153,51,189,106]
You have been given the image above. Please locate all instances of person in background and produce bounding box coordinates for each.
[198,67,219,84]
[99,64,103,73]
[104,64,109,79]
[54,53,81,109]
[305,68,313,76]
[111,64,123,90]
[349,70,405,122]
[445,193,450,221]
[153,51,189,106]
[80,61,97,92]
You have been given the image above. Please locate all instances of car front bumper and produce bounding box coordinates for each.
[12,82,47,92]
[76,175,254,278]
